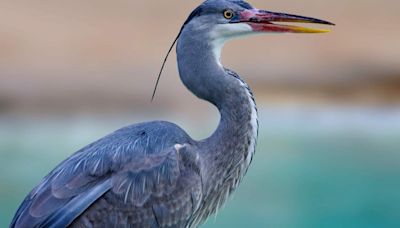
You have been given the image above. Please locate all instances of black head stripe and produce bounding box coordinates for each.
[183,1,253,26]
[183,6,203,26]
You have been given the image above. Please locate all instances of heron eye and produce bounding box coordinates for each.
[223,10,234,19]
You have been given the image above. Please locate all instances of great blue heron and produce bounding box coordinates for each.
[11,0,333,227]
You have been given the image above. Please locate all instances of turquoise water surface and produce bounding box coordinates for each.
[1,107,399,227]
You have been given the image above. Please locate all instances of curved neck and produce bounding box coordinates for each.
[176,24,258,158]
[176,25,258,196]
[176,28,228,108]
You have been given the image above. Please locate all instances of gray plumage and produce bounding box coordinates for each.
[11,1,260,227]
[11,1,257,227]
[11,0,333,226]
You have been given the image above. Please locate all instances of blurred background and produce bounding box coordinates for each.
[1,0,399,227]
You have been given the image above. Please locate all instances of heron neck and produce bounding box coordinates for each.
[177,28,258,181]
[177,32,228,108]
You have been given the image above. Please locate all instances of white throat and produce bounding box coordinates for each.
[209,23,253,66]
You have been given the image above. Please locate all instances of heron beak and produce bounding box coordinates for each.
[238,9,335,33]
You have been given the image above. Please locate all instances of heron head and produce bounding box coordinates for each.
[182,0,334,42]
[152,0,334,101]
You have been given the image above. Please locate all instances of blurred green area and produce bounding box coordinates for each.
[1,108,399,227]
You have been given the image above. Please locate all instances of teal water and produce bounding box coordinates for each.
[1,108,399,227]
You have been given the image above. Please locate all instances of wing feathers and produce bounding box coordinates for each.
[111,148,181,207]
[41,179,112,227]
[11,122,203,227]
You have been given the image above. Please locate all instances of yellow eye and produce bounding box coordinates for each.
[223,10,234,19]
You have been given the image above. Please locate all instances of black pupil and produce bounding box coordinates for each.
[225,11,232,18]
